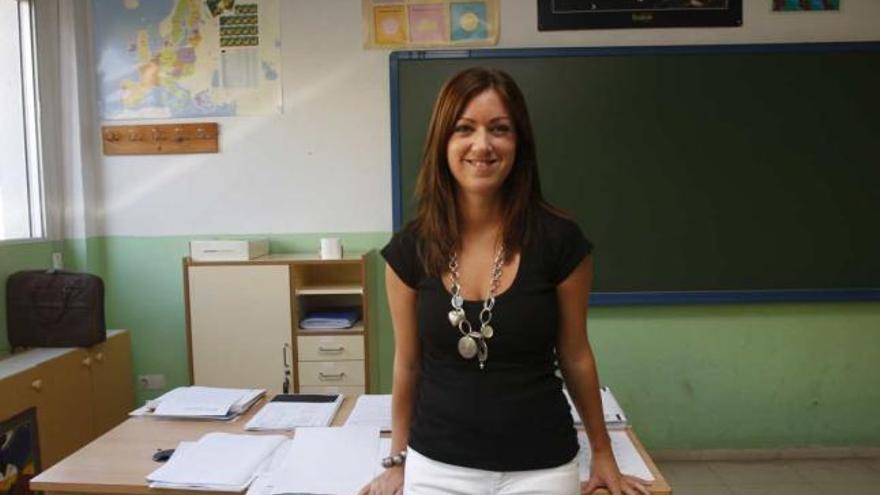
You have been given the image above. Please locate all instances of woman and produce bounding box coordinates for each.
[360,67,649,495]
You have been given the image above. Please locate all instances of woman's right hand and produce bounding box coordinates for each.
[357,465,404,495]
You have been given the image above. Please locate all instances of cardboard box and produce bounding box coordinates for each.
[190,239,269,261]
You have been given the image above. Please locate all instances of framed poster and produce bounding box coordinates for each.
[0,408,41,495]
[362,0,500,49]
[537,0,743,30]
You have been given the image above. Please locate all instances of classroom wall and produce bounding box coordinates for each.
[5,0,878,450]
[89,0,880,236]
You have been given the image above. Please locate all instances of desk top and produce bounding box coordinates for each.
[32,396,670,495]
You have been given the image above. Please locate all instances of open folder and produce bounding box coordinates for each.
[131,386,265,420]
[245,394,343,431]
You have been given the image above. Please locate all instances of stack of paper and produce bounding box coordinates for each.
[131,386,265,420]
[247,433,390,495]
[146,432,286,491]
[576,430,655,482]
[269,426,381,495]
[245,394,344,431]
[344,394,392,431]
[300,309,359,330]
[564,386,628,429]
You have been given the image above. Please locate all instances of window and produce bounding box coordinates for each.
[0,0,43,241]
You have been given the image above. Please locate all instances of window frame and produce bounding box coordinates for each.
[1,0,46,244]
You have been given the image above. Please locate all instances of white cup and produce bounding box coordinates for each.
[319,237,343,260]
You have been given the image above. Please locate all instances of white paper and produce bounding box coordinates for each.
[152,386,263,417]
[564,386,628,428]
[576,430,655,482]
[246,395,343,430]
[270,426,380,495]
[345,394,392,431]
[220,48,260,89]
[147,433,286,490]
[246,441,291,495]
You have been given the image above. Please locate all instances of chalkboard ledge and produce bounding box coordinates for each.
[591,289,880,306]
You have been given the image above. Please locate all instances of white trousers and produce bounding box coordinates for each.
[404,447,580,495]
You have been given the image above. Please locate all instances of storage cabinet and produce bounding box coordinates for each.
[90,331,136,436]
[184,253,373,396]
[0,330,134,468]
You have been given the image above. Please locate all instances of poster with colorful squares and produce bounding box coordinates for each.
[363,0,498,49]
[373,4,408,44]
[450,2,488,42]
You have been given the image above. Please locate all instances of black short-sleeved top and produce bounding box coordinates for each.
[380,207,593,471]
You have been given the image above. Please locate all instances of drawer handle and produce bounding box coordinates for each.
[318,346,345,353]
[94,352,104,363]
[31,379,43,391]
[319,372,346,381]
[82,356,93,368]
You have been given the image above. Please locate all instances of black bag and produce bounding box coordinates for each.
[6,270,106,348]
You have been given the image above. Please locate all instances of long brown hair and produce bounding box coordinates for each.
[408,67,553,277]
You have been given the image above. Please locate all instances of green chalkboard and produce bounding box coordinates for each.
[391,44,880,301]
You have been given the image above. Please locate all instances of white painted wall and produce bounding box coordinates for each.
[71,0,878,236]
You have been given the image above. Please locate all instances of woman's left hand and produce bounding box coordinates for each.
[581,450,651,495]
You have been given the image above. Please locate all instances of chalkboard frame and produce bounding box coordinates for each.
[388,41,880,305]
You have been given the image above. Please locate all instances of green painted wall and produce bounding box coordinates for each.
[61,234,395,406]
[5,235,879,450]
[0,241,55,357]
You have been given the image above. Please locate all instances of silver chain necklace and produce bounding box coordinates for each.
[448,245,504,370]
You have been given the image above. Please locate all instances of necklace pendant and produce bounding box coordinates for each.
[448,309,465,327]
[477,339,488,366]
[458,335,478,359]
[480,324,494,339]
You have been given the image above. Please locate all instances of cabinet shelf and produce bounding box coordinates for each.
[297,322,365,334]
[295,284,363,296]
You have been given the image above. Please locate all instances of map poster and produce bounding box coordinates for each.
[94,0,282,120]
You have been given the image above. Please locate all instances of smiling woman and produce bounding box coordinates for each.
[361,68,651,495]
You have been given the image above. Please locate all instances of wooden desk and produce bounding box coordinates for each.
[32,397,670,495]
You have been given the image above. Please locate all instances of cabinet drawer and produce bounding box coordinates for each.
[297,335,364,361]
[298,361,365,386]
[298,385,366,397]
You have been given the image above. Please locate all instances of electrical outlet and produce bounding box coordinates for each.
[138,374,166,390]
[51,252,63,270]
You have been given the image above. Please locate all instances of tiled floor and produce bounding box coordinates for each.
[655,458,880,494]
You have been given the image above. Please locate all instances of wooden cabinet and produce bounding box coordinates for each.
[184,253,373,396]
[0,330,134,468]
[90,331,136,436]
